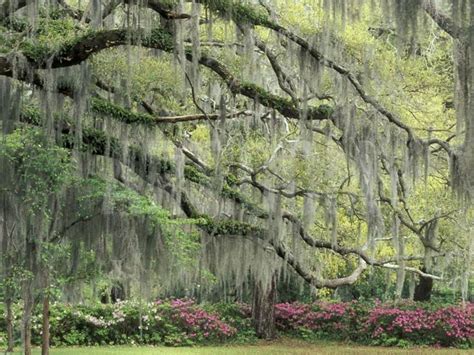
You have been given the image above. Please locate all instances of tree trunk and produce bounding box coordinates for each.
[2,197,15,353]
[41,290,50,355]
[5,295,14,353]
[22,295,33,355]
[414,267,433,301]
[416,219,438,302]
[23,224,36,355]
[252,274,277,339]
[408,274,416,300]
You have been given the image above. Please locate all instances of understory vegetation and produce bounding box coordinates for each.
[0,299,472,348]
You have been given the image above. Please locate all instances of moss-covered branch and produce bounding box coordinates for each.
[0,24,333,122]
[194,0,445,146]
[91,97,252,124]
[17,105,335,286]
[19,104,443,284]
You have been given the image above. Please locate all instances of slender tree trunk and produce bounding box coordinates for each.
[41,292,50,355]
[23,223,36,355]
[2,197,15,353]
[3,267,15,353]
[41,268,50,355]
[22,292,33,355]
[408,274,416,301]
[252,273,277,339]
[5,293,14,353]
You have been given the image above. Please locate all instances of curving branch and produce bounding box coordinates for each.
[421,0,464,40]
[269,240,368,288]
[231,162,358,200]
[17,103,443,282]
[0,28,332,121]
[8,67,443,282]
[195,0,453,153]
[282,211,374,264]
[252,36,298,105]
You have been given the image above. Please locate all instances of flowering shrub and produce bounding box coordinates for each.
[0,299,236,347]
[275,301,350,334]
[364,302,474,347]
[272,301,473,348]
[160,298,236,345]
[0,300,472,348]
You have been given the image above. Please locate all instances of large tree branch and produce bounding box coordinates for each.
[11,73,443,282]
[421,0,464,40]
[194,54,332,120]
[0,28,332,121]
[282,211,374,265]
[269,241,368,288]
[195,0,454,153]
[17,104,442,282]
[252,35,298,105]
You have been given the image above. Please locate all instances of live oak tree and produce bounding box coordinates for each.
[0,0,473,353]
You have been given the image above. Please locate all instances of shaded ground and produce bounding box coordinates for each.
[10,338,472,354]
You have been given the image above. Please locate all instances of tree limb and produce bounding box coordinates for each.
[421,0,464,40]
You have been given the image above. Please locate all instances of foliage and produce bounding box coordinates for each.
[365,302,474,348]
[1,300,471,348]
[272,300,474,348]
[0,127,72,211]
[0,299,236,347]
[77,176,202,268]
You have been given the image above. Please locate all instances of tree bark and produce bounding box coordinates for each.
[41,283,50,355]
[252,273,277,340]
[414,267,433,301]
[23,222,36,355]
[22,292,33,355]
[5,294,14,353]
[2,196,15,353]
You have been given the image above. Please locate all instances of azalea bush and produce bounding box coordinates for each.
[274,301,350,334]
[1,299,237,347]
[159,299,236,345]
[271,301,474,348]
[0,300,472,348]
[364,302,474,347]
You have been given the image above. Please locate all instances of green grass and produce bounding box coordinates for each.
[8,339,472,355]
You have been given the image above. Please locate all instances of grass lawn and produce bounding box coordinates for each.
[9,339,472,355]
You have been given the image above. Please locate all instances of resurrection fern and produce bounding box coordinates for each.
[203,0,271,26]
[91,97,157,125]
